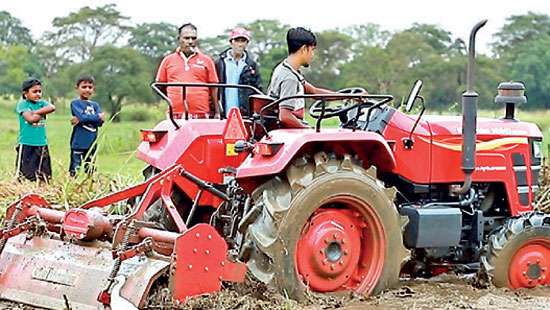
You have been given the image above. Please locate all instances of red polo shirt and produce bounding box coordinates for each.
[155,49,219,114]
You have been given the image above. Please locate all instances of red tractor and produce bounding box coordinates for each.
[0,20,547,309]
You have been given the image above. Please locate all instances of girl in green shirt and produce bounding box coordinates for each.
[15,78,56,181]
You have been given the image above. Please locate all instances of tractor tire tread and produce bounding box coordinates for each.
[480,212,550,288]
[245,152,408,299]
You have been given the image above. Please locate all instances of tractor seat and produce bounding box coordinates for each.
[249,94,277,116]
[247,94,280,137]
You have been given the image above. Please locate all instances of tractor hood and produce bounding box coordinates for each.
[424,115,543,138]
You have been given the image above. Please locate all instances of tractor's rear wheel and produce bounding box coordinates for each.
[481,212,550,289]
[245,152,408,299]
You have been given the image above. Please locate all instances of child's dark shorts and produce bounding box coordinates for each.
[16,144,52,182]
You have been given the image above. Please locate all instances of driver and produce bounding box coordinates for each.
[267,27,335,128]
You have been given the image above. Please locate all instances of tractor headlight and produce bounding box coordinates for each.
[533,140,542,159]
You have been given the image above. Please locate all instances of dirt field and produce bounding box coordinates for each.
[0,165,547,310]
[173,274,550,310]
[1,274,548,309]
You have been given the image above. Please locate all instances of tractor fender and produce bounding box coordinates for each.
[136,119,226,171]
[236,128,396,179]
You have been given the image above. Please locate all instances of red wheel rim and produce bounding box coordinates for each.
[295,196,386,294]
[508,237,550,288]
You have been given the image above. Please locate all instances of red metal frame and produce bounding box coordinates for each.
[0,216,41,240]
[0,162,246,308]
[170,224,246,302]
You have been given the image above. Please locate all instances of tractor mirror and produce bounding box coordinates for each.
[405,80,423,112]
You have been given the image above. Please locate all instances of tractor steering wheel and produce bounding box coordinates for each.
[309,87,370,120]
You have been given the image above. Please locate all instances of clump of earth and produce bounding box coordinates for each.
[139,273,549,310]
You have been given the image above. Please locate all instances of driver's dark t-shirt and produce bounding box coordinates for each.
[267,60,305,118]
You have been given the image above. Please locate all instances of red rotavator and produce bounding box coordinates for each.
[0,20,547,309]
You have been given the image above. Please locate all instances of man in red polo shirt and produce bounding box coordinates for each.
[156,23,220,118]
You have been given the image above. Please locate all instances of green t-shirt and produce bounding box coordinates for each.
[16,99,49,146]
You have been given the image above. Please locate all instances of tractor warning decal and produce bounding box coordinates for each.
[223,108,248,157]
[226,143,237,156]
[223,108,248,141]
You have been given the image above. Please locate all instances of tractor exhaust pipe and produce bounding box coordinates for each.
[454,19,487,195]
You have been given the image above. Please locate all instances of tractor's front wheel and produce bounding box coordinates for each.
[245,152,408,299]
[481,212,550,289]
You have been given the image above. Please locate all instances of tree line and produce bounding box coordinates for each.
[1,4,550,121]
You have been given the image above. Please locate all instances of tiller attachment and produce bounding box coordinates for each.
[0,164,246,309]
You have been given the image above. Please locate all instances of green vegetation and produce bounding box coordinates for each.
[1,96,548,181]
[0,97,161,180]
[2,7,550,116]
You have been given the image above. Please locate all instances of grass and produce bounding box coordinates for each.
[0,96,548,212]
[0,97,161,180]
[0,97,163,215]
[1,99,547,179]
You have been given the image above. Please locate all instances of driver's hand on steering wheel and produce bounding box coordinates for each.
[344,91,369,105]
[356,90,369,103]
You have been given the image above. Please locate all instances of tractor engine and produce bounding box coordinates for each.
[376,21,546,279]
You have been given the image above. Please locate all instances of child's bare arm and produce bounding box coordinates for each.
[21,104,55,123]
[34,104,56,115]
[21,111,42,123]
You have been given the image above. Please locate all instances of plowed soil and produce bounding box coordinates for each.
[160,275,550,310]
[8,275,545,310]
[1,168,548,309]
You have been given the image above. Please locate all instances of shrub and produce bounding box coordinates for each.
[120,104,164,122]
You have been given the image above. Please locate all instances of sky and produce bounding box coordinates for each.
[3,0,550,54]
